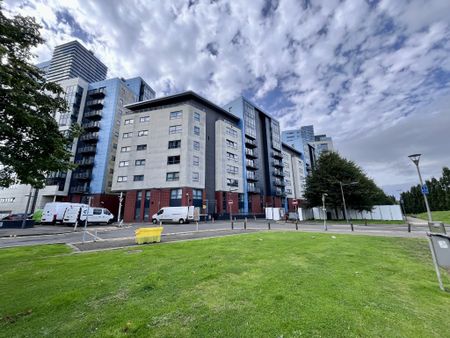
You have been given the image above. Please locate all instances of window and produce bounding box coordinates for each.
[227,178,238,187]
[226,127,238,138]
[166,172,180,181]
[119,161,129,167]
[140,116,150,123]
[135,159,145,166]
[93,208,102,215]
[123,132,132,138]
[138,130,148,137]
[227,165,238,175]
[137,144,147,151]
[117,176,127,182]
[59,113,70,126]
[192,172,199,182]
[193,156,199,166]
[170,111,182,119]
[135,191,142,220]
[226,139,237,149]
[124,118,134,125]
[194,126,200,136]
[227,152,238,161]
[167,155,180,165]
[193,141,200,151]
[193,189,202,199]
[170,188,182,199]
[133,175,144,181]
[194,112,200,122]
[169,125,182,134]
[121,146,131,152]
[168,140,181,149]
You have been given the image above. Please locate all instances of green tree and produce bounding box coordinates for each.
[305,152,393,214]
[0,5,77,188]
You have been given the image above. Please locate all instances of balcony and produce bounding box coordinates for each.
[272,170,284,177]
[272,151,283,159]
[245,148,258,159]
[75,157,95,166]
[86,98,104,109]
[84,110,102,119]
[246,160,258,170]
[88,87,106,98]
[72,171,92,180]
[246,173,259,182]
[78,145,97,154]
[79,132,99,142]
[272,160,283,168]
[274,179,285,187]
[248,186,261,194]
[245,138,257,148]
[82,121,101,131]
[70,185,90,194]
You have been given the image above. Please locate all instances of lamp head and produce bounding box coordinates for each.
[408,154,421,166]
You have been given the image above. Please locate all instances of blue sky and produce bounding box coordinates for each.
[4,0,450,195]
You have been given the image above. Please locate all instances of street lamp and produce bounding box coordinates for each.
[408,154,433,223]
[339,181,358,224]
[322,193,328,231]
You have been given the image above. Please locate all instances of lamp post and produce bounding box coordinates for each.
[339,181,358,224]
[408,154,432,223]
[322,193,328,231]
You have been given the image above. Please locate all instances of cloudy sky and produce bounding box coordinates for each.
[4,0,450,195]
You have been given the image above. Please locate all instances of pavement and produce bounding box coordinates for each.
[0,218,440,251]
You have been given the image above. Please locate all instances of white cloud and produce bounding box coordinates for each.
[3,0,450,190]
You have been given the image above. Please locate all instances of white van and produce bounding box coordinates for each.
[64,206,114,225]
[41,202,83,224]
[152,206,195,224]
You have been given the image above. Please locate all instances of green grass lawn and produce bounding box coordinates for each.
[304,219,405,225]
[1,233,450,337]
[415,210,450,224]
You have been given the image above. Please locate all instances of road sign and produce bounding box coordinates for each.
[422,185,429,195]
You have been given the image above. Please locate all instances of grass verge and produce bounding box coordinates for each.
[415,210,450,224]
[1,232,449,337]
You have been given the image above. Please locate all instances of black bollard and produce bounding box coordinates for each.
[268,221,271,230]
[295,220,298,231]
[350,223,354,232]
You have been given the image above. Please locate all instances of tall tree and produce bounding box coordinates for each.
[305,152,393,213]
[0,5,77,188]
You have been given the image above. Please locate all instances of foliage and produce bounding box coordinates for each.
[0,5,78,188]
[401,167,450,214]
[305,152,394,211]
[1,234,449,337]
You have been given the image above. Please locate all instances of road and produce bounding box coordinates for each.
[0,219,434,250]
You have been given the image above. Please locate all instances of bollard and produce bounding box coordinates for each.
[254,215,256,221]
[295,220,298,231]
[212,217,215,223]
[231,221,234,230]
[268,221,271,230]
[364,219,367,226]
[350,223,354,232]
[196,221,199,232]
[408,223,411,233]
[159,221,162,227]
[244,217,247,230]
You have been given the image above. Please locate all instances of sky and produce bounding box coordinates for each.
[4,0,450,196]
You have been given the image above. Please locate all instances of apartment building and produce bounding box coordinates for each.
[282,143,306,211]
[111,91,242,222]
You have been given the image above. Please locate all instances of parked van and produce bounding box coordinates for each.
[63,205,114,225]
[152,206,195,224]
[41,202,81,224]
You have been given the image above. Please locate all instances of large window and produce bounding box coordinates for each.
[193,155,199,166]
[167,155,180,165]
[271,120,281,150]
[59,113,70,126]
[227,178,238,187]
[193,141,200,151]
[194,112,200,122]
[226,127,238,138]
[192,172,199,182]
[140,116,150,123]
[227,152,238,161]
[133,175,144,181]
[124,118,134,125]
[169,125,182,134]
[136,144,147,151]
[138,130,148,137]
[121,146,131,152]
[227,165,238,175]
[117,176,127,182]
[194,126,200,136]
[166,172,180,181]
[244,101,256,138]
[193,189,202,199]
[170,111,182,119]
[168,140,181,149]
[170,188,182,206]
[119,161,129,167]
[135,191,142,220]
[122,132,132,138]
[135,159,145,166]
[226,139,237,149]
[144,191,151,221]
